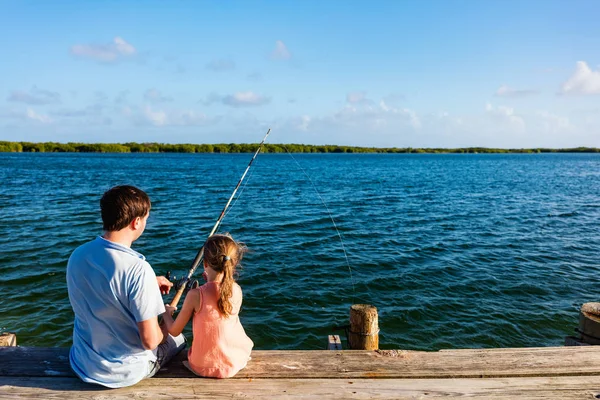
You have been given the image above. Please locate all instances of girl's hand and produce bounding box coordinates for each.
[165,304,177,316]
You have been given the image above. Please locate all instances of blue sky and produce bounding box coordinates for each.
[1,0,599,147]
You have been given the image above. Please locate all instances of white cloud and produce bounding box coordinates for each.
[276,96,421,144]
[144,89,173,103]
[70,37,137,62]
[144,107,168,126]
[561,61,600,95]
[271,40,291,60]
[222,92,270,107]
[137,106,215,127]
[535,110,571,133]
[206,58,235,71]
[199,91,272,107]
[26,108,52,124]
[291,115,311,131]
[485,103,525,131]
[379,100,421,129]
[0,107,52,124]
[113,37,135,55]
[273,98,581,147]
[7,87,61,105]
[495,85,538,98]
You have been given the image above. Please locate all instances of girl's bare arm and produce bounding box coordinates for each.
[163,289,200,336]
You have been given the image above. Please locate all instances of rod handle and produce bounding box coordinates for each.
[169,286,185,308]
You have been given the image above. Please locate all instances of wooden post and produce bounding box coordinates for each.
[577,303,600,345]
[327,335,342,350]
[348,304,379,350]
[0,333,16,347]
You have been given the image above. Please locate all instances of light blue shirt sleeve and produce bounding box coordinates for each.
[128,261,166,322]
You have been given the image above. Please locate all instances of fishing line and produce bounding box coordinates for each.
[221,154,260,223]
[283,147,356,303]
[169,129,271,308]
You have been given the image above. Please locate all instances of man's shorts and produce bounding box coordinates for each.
[146,333,187,378]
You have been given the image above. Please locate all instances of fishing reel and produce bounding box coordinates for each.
[165,271,199,293]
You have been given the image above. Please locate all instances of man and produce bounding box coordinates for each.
[67,185,185,388]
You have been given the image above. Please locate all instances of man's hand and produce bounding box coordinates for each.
[157,276,173,295]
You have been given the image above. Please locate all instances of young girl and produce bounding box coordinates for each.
[163,233,253,378]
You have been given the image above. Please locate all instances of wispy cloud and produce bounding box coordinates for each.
[485,103,525,131]
[223,92,270,107]
[140,106,215,126]
[144,89,173,103]
[206,58,235,71]
[7,86,61,105]
[271,40,291,60]
[289,96,421,134]
[535,110,571,133]
[26,108,52,124]
[561,61,600,95]
[379,100,421,129]
[70,37,137,62]
[143,107,168,126]
[495,85,539,98]
[0,107,54,125]
[200,92,270,107]
[120,105,217,127]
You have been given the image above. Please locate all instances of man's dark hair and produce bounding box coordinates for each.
[100,185,151,232]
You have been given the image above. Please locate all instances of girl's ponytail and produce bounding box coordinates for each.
[218,254,234,316]
[203,234,247,317]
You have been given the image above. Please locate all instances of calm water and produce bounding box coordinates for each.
[1,152,599,350]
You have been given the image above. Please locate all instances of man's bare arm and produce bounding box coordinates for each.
[137,317,164,350]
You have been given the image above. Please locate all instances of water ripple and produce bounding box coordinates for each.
[1,153,599,350]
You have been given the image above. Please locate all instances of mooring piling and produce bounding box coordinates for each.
[348,304,379,350]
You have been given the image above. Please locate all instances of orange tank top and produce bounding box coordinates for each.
[187,281,253,378]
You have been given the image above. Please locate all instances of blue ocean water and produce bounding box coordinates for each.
[0,152,599,350]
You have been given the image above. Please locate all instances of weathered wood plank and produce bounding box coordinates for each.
[1,376,600,399]
[4,346,600,379]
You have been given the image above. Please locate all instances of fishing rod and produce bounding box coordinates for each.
[169,128,271,308]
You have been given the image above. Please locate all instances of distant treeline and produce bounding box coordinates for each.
[1,141,600,154]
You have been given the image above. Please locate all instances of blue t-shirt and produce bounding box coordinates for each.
[67,236,166,388]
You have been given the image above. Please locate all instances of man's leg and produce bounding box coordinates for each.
[147,333,186,378]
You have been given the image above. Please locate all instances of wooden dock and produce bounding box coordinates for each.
[2,346,600,398]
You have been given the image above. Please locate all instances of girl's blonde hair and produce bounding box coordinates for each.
[203,233,247,317]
